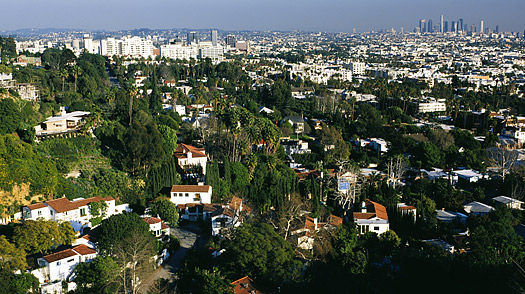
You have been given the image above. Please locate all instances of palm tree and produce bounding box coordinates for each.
[128,86,138,126]
[59,69,69,92]
[71,65,82,92]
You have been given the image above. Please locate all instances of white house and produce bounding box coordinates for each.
[143,217,170,238]
[353,200,389,235]
[463,201,495,215]
[23,196,116,229]
[436,209,468,223]
[210,197,252,236]
[35,107,90,136]
[492,196,524,210]
[290,215,343,250]
[452,169,488,183]
[174,143,208,175]
[397,203,417,222]
[33,244,97,285]
[169,185,212,206]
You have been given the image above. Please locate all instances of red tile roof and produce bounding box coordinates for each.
[353,199,388,220]
[174,143,207,159]
[27,203,47,210]
[231,276,267,294]
[43,249,78,263]
[161,223,169,230]
[170,185,211,193]
[43,196,114,213]
[143,217,162,224]
[72,244,96,256]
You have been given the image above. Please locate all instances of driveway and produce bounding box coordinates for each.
[138,223,208,293]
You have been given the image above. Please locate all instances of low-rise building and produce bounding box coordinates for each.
[169,185,212,206]
[492,196,524,210]
[143,216,170,238]
[35,107,90,136]
[174,143,208,175]
[353,200,389,235]
[463,201,495,215]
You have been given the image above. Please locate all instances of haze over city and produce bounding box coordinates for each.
[2,0,525,32]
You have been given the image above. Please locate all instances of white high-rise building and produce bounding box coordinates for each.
[199,44,224,62]
[160,44,198,60]
[347,62,365,75]
[480,20,484,35]
[83,34,94,53]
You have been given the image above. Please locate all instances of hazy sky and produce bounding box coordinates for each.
[1,0,525,32]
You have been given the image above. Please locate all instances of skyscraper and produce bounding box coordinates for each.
[427,19,433,33]
[187,31,198,45]
[451,21,457,33]
[226,35,236,48]
[495,25,499,33]
[459,19,464,33]
[419,19,426,33]
[440,15,444,33]
[211,30,218,46]
[480,20,484,35]
[444,21,448,32]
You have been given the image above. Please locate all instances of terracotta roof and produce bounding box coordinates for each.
[72,244,96,256]
[43,196,114,213]
[143,217,162,224]
[27,203,47,210]
[305,217,317,231]
[353,199,388,220]
[231,276,267,294]
[398,205,417,210]
[161,223,169,230]
[174,143,207,159]
[329,214,343,227]
[170,185,211,193]
[43,249,78,263]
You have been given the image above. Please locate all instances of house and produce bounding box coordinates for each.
[177,203,222,221]
[436,209,468,223]
[143,217,170,238]
[463,201,495,215]
[259,106,274,114]
[280,116,305,134]
[23,196,116,229]
[169,185,212,206]
[353,200,389,235]
[282,139,311,156]
[174,143,208,175]
[231,276,267,294]
[492,196,524,210]
[35,107,90,136]
[211,197,252,236]
[290,215,343,250]
[33,244,97,286]
[452,169,488,183]
[397,203,417,222]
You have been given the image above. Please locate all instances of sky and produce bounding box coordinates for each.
[1,0,525,33]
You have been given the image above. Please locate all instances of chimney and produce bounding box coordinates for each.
[313,217,318,230]
[361,201,367,213]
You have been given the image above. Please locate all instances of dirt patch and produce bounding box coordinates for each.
[0,183,46,216]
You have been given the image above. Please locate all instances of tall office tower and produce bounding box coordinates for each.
[495,25,499,33]
[451,21,457,33]
[459,19,464,32]
[187,31,198,45]
[480,20,484,34]
[471,24,476,32]
[419,19,427,33]
[444,21,448,32]
[226,34,236,47]
[427,19,433,33]
[440,15,444,33]
[211,30,218,46]
[400,27,404,34]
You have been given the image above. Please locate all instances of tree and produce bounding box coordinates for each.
[220,223,302,288]
[71,65,82,92]
[488,147,518,181]
[333,224,367,275]
[0,99,21,135]
[177,267,234,294]
[59,68,69,92]
[0,235,27,271]
[98,213,158,294]
[267,193,310,241]
[73,256,119,294]
[149,198,179,226]
[13,220,75,255]
[386,154,408,189]
[0,271,39,294]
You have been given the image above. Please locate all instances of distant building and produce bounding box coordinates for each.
[211,30,218,46]
[492,196,524,210]
[415,97,446,113]
[187,31,198,45]
[35,107,90,136]
[174,143,208,175]
[463,201,494,216]
[226,35,237,48]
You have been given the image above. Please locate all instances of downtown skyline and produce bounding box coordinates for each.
[1,0,524,33]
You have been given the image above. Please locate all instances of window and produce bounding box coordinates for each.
[179,193,184,197]
[374,226,380,231]
[80,208,86,216]
[67,258,75,263]
[50,210,53,215]
[38,211,42,216]
[57,261,61,266]
[185,193,189,197]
